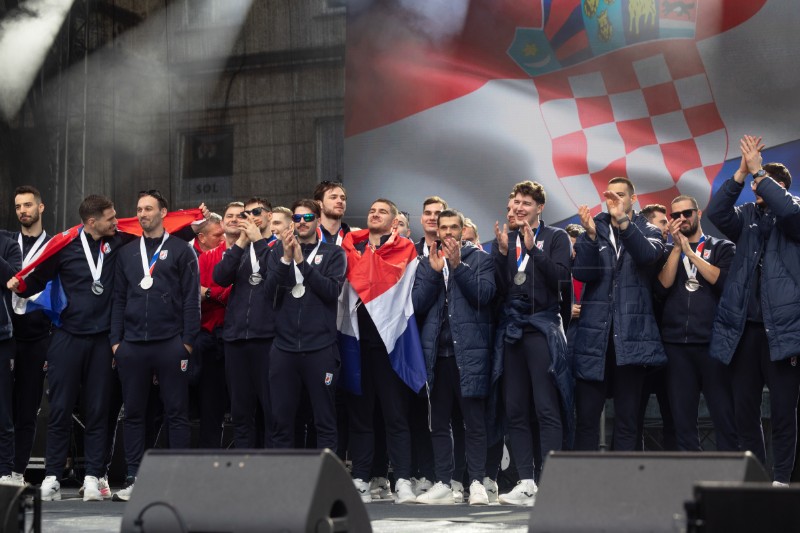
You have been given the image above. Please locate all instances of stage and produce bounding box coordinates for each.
[38,487,530,532]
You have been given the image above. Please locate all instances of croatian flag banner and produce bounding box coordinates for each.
[344,0,800,233]
[338,229,427,395]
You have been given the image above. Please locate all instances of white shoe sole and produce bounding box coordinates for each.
[83,490,103,502]
[416,498,455,505]
[41,492,61,502]
[394,495,419,504]
[498,496,534,507]
[469,497,489,505]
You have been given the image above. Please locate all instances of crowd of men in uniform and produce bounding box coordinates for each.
[0,134,799,507]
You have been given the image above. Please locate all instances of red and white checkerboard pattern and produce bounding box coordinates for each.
[535,44,727,212]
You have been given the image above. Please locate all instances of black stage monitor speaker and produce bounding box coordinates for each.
[120,449,372,533]
[0,484,41,533]
[529,452,769,533]
[686,481,800,533]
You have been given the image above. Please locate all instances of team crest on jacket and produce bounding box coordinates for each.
[315,255,323,265]
[536,240,544,251]
[9,359,14,372]
[180,359,188,372]
[160,250,169,260]
[703,249,711,259]
[102,242,111,254]
[324,372,333,386]
[43,361,48,372]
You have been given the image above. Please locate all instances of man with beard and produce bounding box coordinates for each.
[655,195,737,452]
[266,199,346,451]
[413,209,495,505]
[110,190,200,501]
[572,177,666,452]
[707,135,800,485]
[641,204,669,242]
[213,197,277,449]
[0,187,50,487]
[314,180,350,244]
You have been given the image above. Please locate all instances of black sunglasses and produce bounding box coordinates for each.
[138,189,164,199]
[238,207,267,218]
[669,208,697,220]
[292,213,316,223]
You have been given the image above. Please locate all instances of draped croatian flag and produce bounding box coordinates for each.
[337,229,427,395]
[344,0,800,234]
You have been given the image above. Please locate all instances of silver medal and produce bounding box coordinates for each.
[91,280,104,296]
[514,272,527,285]
[249,273,263,286]
[140,276,154,290]
[291,284,305,298]
[684,278,700,292]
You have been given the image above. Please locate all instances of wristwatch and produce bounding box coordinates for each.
[204,288,211,300]
[753,169,766,179]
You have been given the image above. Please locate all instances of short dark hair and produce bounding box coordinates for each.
[245,196,272,210]
[313,178,346,202]
[670,195,699,210]
[764,162,792,189]
[291,198,322,218]
[512,180,546,204]
[437,209,465,227]
[608,177,635,195]
[640,204,667,220]
[223,201,245,217]
[79,195,114,223]
[422,196,448,210]
[14,185,42,203]
[565,223,585,238]
[373,198,399,217]
[138,189,168,210]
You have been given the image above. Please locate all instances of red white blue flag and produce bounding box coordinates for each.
[344,0,796,232]
[338,229,427,395]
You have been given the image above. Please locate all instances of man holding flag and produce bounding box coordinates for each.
[7,193,205,501]
[339,198,426,504]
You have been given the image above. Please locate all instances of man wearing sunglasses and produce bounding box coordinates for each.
[313,180,350,245]
[213,197,277,449]
[655,195,737,453]
[706,135,800,486]
[265,199,346,453]
[110,191,200,501]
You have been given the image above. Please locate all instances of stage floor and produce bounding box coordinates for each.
[37,488,530,532]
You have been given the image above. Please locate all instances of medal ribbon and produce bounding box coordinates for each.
[80,229,105,283]
[681,235,706,281]
[139,232,169,279]
[18,232,48,268]
[249,243,260,276]
[515,225,540,272]
[293,239,322,286]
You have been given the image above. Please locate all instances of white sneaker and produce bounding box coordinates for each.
[353,478,371,503]
[411,476,433,496]
[499,479,537,506]
[0,474,24,487]
[451,479,464,503]
[369,477,393,500]
[82,476,103,502]
[469,480,490,505]
[99,476,112,499]
[394,478,418,504]
[773,481,790,487]
[40,476,61,501]
[483,477,499,504]
[416,481,454,505]
[112,477,135,502]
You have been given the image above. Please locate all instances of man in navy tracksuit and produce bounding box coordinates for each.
[654,194,737,452]
[572,177,666,452]
[10,194,128,501]
[213,197,276,448]
[0,186,51,487]
[0,231,22,487]
[412,209,495,506]
[492,181,573,506]
[706,135,800,485]
[110,190,200,501]
[265,199,346,450]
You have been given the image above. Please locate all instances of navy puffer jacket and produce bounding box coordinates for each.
[571,212,666,381]
[707,176,800,363]
[412,242,496,398]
